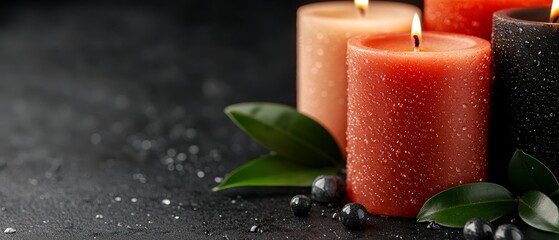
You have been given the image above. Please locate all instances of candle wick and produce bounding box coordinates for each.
[358,7,366,18]
[552,16,559,23]
[413,35,420,52]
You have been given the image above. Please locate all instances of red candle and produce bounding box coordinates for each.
[424,0,551,40]
[346,15,491,217]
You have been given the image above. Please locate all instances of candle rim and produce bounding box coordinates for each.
[495,7,558,25]
[298,1,420,25]
[348,32,490,55]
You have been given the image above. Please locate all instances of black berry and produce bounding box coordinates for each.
[494,224,524,240]
[339,203,367,230]
[463,218,493,240]
[290,195,312,217]
[311,175,346,203]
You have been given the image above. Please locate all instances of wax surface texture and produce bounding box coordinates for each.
[347,33,491,217]
[424,0,551,40]
[490,8,559,184]
[297,1,419,153]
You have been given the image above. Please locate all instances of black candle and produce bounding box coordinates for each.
[490,7,559,184]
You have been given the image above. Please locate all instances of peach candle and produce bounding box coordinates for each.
[297,1,419,154]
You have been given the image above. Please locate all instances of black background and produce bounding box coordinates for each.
[0,0,535,239]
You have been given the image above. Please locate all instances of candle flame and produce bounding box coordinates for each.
[355,0,368,17]
[551,0,559,23]
[411,13,422,52]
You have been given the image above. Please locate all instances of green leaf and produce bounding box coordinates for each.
[417,183,516,228]
[212,155,339,192]
[225,102,343,168]
[509,149,559,195]
[518,191,559,234]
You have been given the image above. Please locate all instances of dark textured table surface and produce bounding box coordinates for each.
[0,0,517,239]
